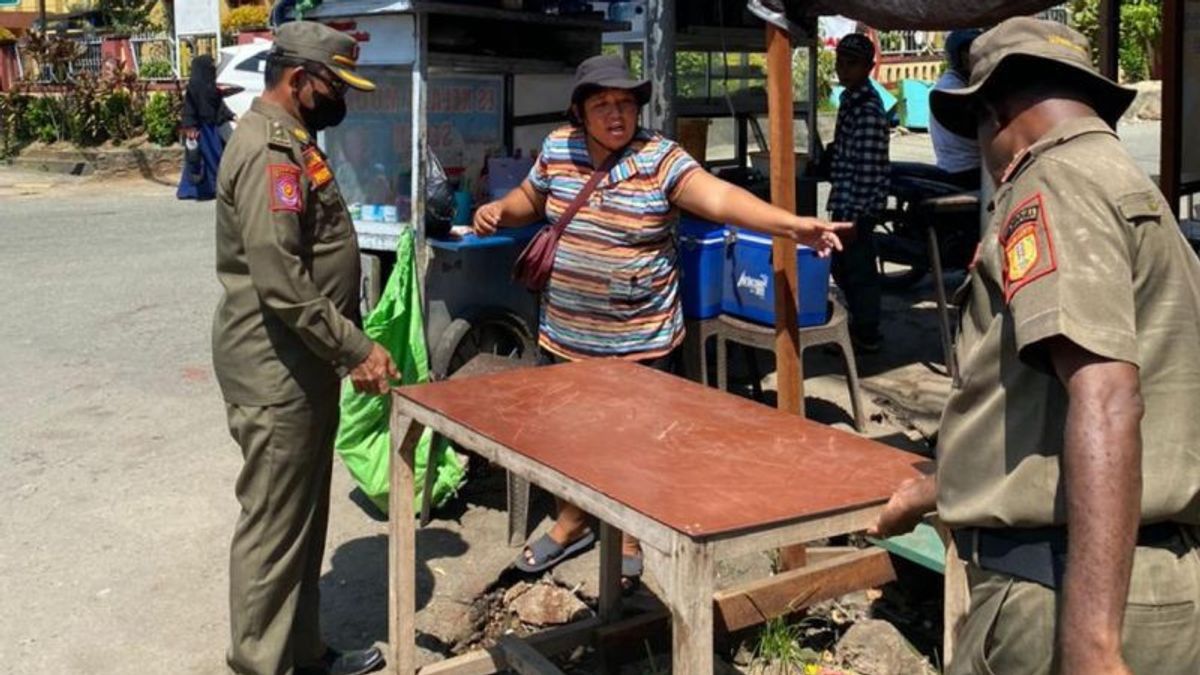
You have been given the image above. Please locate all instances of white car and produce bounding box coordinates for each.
[216,41,271,119]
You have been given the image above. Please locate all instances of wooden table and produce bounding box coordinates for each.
[388,360,926,674]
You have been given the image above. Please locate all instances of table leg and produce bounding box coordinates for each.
[389,412,426,675]
[598,521,623,622]
[663,539,715,674]
[420,432,442,527]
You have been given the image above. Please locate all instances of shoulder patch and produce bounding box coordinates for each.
[999,193,1057,302]
[268,122,292,150]
[268,164,303,213]
[302,146,334,189]
[1117,190,1163,221]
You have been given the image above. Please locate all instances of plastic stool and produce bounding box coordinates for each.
[690,300,866,431]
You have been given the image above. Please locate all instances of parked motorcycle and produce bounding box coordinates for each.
[874,161,981,290]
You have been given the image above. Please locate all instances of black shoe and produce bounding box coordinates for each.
[297,647,385,675]
[850,331,882,354]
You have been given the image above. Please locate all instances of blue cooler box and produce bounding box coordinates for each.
[678,217,727,319]
[721,230,832,327]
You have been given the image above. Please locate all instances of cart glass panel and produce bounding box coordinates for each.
[326,67,506,227]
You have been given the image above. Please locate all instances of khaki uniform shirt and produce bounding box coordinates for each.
[212,99,372,405]
[938,117,1200,528]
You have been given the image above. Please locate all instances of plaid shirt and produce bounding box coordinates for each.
[827,82,890,220]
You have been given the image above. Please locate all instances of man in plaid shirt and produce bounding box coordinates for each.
[826,33,889,352]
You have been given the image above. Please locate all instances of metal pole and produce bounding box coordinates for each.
[39,0,47,33]
[766,23,803,415]
[643,0,675,135]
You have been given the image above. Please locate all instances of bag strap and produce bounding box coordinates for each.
[548,146,625,236]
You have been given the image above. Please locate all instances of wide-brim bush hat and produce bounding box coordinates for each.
[931,17,1136,138]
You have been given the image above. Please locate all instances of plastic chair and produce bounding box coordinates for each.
[690,299,866,432]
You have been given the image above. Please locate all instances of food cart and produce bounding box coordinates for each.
[300,0,626,378]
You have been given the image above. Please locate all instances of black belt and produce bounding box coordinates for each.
[953,523,1182,589]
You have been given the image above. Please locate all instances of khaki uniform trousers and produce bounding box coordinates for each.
[224,394,338,675]
[948,527,1200,675]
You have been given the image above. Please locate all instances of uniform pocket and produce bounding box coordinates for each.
[314,186,352,243]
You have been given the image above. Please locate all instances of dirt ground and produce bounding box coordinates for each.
[0,121,1162,674]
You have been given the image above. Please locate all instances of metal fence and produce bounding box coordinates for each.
[12,32,179,84]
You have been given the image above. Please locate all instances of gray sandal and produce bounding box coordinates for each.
[514,530,596,574]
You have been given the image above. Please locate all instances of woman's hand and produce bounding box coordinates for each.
[183,127,200,141]
[472,201,503,237]
[787,217,852,258]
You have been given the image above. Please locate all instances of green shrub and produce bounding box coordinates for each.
[144,91,180,146]
[100,89,138,143]
[27,96,62,144]
[140,59,175,80]
[0,91,33,157]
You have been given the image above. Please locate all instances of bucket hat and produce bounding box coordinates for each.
[272,21,375,92]
[567,54,650,121]
[930,17,1135,138]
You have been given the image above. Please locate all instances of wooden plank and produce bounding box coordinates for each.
[708,503,883,560]
[598,521,623,622]
[602,548,897,645]
[713,548,896,633]
[417,617,601,675]
[496,636,564,675]
[390,412,427,675]
[392,396,676,554]
[765,22,803,414]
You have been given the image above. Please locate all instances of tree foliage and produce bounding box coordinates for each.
[1069,0,1162,82]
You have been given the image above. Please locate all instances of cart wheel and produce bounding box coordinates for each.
[430,314,536,380]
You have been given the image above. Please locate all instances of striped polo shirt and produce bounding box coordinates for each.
[529,125,701,361]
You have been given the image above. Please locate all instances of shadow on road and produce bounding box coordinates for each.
[320,527,469,648]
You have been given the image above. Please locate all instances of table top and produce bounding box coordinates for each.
[396,360,926,539]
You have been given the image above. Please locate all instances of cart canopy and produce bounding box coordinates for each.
[789,0,1063,30]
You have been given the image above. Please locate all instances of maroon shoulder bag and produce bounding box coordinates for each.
[513,149,624,293]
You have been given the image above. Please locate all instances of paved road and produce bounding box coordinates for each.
[0,174,409,674]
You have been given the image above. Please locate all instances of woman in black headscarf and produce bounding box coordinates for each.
[177,54,235,201]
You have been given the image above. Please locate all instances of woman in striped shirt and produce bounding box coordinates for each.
[474,55,848,585]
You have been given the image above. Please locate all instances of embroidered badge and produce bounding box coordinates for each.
[269,164,303,213]
[999,193,1057,301]
[302,146,333,189]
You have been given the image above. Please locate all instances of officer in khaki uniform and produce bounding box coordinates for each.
[213,21,396,675]
[870,18,1200,675]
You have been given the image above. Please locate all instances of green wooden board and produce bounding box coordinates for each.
[869,522,946,574]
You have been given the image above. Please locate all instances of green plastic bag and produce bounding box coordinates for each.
[335,227,466,514]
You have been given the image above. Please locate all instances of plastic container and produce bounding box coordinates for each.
[677,216,726,320]
[721,230,831,327]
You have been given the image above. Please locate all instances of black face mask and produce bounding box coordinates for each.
[297,77,347,131]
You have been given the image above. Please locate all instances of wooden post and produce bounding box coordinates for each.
[765,24,803,415]
[1097,0,1121,81]
[643,0,676,135]
[767,22,810,575]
